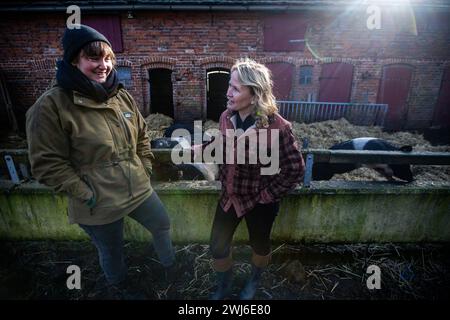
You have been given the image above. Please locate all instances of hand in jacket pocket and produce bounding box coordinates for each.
[85,195,96,208]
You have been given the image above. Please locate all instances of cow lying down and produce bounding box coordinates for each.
[312,137,414,182]
[150,137,218,182]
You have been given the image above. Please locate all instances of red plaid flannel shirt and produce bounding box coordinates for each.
[215,110,305,217]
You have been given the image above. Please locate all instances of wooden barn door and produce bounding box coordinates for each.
[83,16,123,52]
[267,63,294,101]
[377,64,413,130]
[318,63,354,102]
[432,66,450,128]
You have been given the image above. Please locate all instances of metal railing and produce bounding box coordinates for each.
[2,149,450,187]
[301,149,450,187]
[277,101,389,127]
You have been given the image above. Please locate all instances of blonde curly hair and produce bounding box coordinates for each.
[231,58,278,128]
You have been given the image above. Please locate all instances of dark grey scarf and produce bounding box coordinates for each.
[56,59,120,103]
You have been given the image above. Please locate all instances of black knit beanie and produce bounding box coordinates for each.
[62,24,112,63]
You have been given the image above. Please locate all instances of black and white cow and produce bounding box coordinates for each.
[312,137,414,182]
[150,137,218,182]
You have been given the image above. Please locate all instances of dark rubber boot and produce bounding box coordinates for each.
[209,268,233,300]
[239,264,263,300]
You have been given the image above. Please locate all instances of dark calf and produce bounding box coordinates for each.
[312,138,414,182]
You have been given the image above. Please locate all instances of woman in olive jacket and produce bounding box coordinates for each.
[26,25,175,297]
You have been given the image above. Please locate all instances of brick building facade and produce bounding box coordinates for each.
[0,0,449,131]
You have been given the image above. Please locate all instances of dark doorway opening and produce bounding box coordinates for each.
[207,69,230,121]
[148,68,174,118]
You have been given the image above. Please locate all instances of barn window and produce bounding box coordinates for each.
[263,14,307,52]
[82,15,123,52]
[299,66,313,85]
[362,91,369,104]
[117,67,132,89]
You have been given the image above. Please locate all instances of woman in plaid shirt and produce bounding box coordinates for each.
[209,58,305,300]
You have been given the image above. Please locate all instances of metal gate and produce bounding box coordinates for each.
[278,101,388,126]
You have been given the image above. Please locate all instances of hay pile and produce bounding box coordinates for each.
[200,117,449,152]
[289,118,449,183]
[145,113,174,130]
[145,113,174,141]
[200,118,450,183]
[292,118,449,152]
[204,120,220,131]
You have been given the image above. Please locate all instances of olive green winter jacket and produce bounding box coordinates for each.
[26,85,154,225]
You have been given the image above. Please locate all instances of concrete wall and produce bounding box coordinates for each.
[1,180,449,243]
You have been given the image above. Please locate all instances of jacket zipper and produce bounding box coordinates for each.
[103,112,120,154]
[117,109,134,198]
[107,106,134,198]
[114,160,133,197]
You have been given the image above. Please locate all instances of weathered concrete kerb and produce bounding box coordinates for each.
[0,180,449,242]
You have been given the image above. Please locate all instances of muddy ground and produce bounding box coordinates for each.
[0,241,448,300]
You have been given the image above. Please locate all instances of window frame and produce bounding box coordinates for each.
[299,65,313,85]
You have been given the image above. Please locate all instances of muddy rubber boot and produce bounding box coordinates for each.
[209,268,233,300]
[239,264,263,300]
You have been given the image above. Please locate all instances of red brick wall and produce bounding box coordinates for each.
[0,8,449,130]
